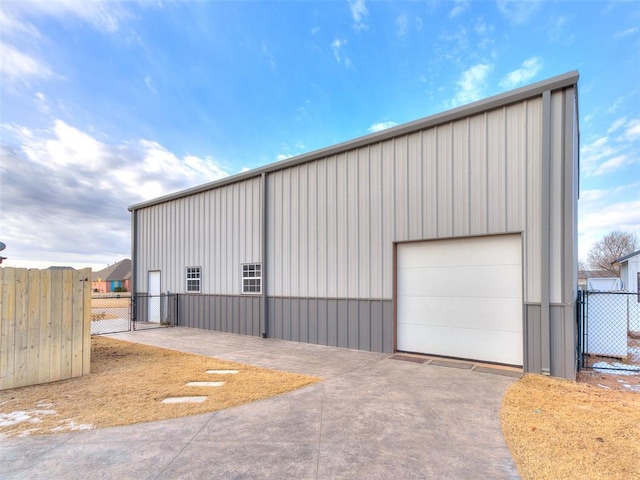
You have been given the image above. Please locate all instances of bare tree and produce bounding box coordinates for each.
[587,231,639,276]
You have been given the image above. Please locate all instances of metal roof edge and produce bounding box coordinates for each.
[612,249,640,264]
[129,70,579,211]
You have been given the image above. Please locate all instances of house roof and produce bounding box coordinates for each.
[613,249,640,265]
[129,70,579,212]
[92,259,131,282]
[578,269,612,281]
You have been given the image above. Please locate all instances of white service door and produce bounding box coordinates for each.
[397,235,523,366]
[148,271,161,323]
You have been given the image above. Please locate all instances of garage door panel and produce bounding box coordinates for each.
[398,296,522,332]
[398,265,522,299]
[397,234,523,366]
[397,324,522,365]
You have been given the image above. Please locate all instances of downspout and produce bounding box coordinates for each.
[261,172,268,338]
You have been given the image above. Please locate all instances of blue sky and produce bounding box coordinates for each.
[1,0,639,270]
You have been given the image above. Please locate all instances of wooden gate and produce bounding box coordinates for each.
[0,267,91,390]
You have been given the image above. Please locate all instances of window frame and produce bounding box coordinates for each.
[185,266,202,293]
[241,263,262,295]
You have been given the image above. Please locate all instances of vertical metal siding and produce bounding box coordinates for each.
[525,98,543,303]
[264,98,545,301]
[469,113,488,235]
[452,119,470,236]
[549,91,565,304]
[135,177,262,294]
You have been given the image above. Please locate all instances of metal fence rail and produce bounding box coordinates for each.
[577,290,640,373]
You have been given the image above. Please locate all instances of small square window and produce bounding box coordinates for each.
[242,263,262,294]
[186,267,201,293]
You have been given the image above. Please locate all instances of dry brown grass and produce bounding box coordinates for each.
[0,336,319,437]
[501,374,640,480]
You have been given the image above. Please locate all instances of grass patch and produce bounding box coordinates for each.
[501,374,640,480]
[0,336,320,437]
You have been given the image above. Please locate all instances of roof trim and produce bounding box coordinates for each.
[613,249,640,264]
[129,70,579,212]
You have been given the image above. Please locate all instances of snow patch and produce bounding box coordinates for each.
[52,421,94,432]
[623,383,640,393]
[0,409,56,427]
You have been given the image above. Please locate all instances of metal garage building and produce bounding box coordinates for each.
[129,71,580,380]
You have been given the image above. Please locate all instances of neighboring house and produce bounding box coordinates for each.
[578,269,613,290]
[92,259,132,293]
[614,249,640,296]
[129,72,580,380]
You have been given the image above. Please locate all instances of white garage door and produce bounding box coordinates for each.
[397,234,523,366]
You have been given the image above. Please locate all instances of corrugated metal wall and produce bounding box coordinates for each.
[135,176,262,294]
[267,96,549,302]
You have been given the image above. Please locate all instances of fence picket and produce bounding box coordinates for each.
[26,269,41,387]
[38,269,52,384]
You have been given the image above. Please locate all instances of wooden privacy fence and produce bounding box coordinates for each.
[0,267,91,390]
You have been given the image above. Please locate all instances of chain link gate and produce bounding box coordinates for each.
[91,294,179,335]
[132,293,179,330]
[577,290,640,374]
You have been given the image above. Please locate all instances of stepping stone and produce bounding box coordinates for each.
[186,381,225,387]
[205,370,239,374]
[161,396,207,404]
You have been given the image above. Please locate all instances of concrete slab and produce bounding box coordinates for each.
[0,327,520,479]
[161,396,207,404]
[185,381,225,387]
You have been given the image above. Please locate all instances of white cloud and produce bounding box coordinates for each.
[606,116,627,135]
[499,57,542,89]
[3,0,129,33]
[496,0,540,24]
[593,155,633,176]
[578,192,640,260]
[614,27,638,39]
[449,0,470,18]
[368,121,398,133]
[624,118,640,141]
[0,42,53,84]
[0,119,229,268]
[144,75,156,94]
[262,43,276,70]
[276,153,294,162]
[331,39,351,66]
[581,117,640,177]
[348,0,368,31]
[450,63,492,107]
[396,14,409,37]
[0,8,41,39]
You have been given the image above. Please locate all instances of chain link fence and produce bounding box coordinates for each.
[91,294,132,334]
[577,291,640,373]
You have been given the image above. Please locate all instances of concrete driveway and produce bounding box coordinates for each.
[0,328,520,479]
